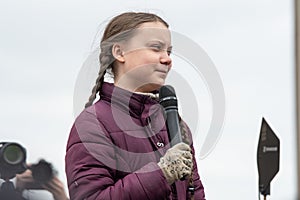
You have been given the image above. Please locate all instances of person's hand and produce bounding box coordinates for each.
[42,176,69,200]
[15,168,69,200]
[157,142,193,185]
[15,169,43,192]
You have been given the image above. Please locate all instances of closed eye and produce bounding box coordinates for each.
[149,44,172,55]
[150,44,163,51]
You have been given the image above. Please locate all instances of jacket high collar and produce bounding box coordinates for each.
[100,82,161,120]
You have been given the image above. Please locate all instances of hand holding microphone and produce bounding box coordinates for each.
[158,143,193,185]
[158,85,194,184]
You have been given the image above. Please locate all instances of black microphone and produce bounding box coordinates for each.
[159,85,195,193]
[159,85,182,147]
[257,117,280,198]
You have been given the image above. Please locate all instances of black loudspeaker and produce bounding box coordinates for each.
[257,118,280,198]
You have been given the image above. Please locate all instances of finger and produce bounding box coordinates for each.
[182,158,193,168]
[43,177,64,193]
[26,163,33,168]
[43,180,58,192]
[180,150,192,159]
[173,142,191,151]
[16,170,34,182]
[179,167,192,179]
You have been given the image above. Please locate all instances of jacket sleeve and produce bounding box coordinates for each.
[65,109,171,200]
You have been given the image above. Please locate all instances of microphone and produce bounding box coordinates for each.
[159,85,195,193]
[159,85,182,147]
[257,117,280,198]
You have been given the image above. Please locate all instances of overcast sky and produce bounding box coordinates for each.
[0,0,296,199]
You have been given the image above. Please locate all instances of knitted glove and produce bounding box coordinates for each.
[157,142,193,185]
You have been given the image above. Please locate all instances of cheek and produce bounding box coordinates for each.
[124,50,159,72]
[134,50,159,64]
[126,65,157,85]
[123,61,153,79]
[132,64,156,76]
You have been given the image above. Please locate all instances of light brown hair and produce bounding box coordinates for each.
[85,12,169,108]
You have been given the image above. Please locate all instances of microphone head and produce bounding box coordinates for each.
[159,85,178,110]
[257,117,280,195]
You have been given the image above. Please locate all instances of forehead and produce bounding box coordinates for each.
[128,22,171,45]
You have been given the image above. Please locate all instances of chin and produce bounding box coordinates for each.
[137,82,164,92]
[151,82,165,91]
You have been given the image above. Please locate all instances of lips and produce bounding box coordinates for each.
[156,69,168,74]
[155,65,169,74]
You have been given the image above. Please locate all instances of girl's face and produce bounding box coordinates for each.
[113,21,172,93]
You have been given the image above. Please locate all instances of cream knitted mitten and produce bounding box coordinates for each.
[157,143,193,185]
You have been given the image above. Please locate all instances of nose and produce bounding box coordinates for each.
[160,51,172,70]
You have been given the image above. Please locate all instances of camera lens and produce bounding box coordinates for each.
[3,144,25,165]
[0,142,26,180]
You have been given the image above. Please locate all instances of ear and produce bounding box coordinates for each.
[112,44,125,63]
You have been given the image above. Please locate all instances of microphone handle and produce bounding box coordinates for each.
[165,109,182,147]
[166,109,188,182]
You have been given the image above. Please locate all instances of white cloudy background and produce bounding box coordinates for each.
[0,0,296,199]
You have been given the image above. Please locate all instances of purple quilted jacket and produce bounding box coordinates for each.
[65,82,205,200]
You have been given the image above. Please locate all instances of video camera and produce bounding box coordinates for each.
[0,142,56,200]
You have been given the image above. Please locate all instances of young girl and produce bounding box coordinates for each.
[65,12,205,200]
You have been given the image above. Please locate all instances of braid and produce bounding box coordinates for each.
[178,116,191,145]
[179,119,195,200]
[84,68,105,108]
[85,42,114,108]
